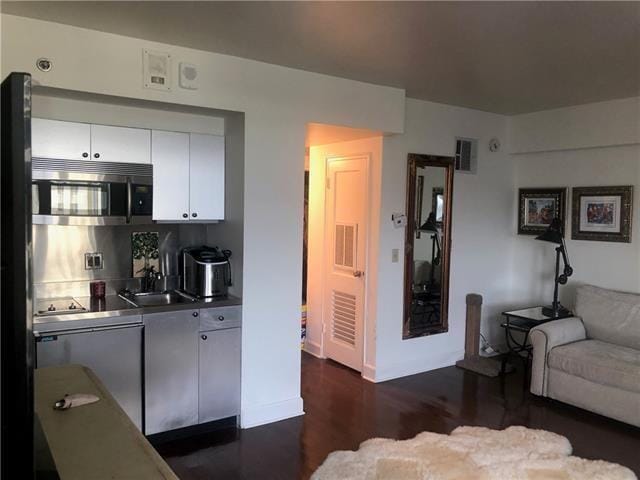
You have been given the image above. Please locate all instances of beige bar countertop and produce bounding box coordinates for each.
[35,365,178,480]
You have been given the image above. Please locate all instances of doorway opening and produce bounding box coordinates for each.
[301,123,382,379]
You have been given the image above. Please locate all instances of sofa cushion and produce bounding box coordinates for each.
[548,339,640,394]
[574,285,640,350]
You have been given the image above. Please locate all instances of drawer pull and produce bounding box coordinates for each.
[218,316,225,321]
[201,334,207,341]
[192,311,199,317]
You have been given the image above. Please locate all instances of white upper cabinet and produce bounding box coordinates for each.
[151,131,225,222]
[32,118,91,161]
[189,133,225,221]
[32,118,151,164]
[90,124,151,164]
[151,130,191,222]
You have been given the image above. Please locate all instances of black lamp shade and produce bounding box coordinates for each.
[419,212,439,233]
[535,217,564,244]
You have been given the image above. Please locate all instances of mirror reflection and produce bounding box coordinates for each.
[404,155,454,339]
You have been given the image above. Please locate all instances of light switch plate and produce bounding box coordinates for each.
[391,249,399,263]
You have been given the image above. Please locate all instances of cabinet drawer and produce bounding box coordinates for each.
[199,305,241,331]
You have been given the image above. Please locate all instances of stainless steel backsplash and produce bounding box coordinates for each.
[33,223,206,288]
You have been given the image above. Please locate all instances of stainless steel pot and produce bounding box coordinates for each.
[181,246,232,298]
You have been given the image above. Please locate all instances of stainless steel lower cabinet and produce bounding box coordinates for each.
[36,323,143,430]
[198,327,241,423]
[144,309,200,435]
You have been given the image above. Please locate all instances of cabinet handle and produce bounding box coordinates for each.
[94,153,100,159]
[201,334,207,341]
[218,316,225,321]
[192,213,198,218]
[82,152,89,158]
[192,311,199,317]
[182,213,188,218]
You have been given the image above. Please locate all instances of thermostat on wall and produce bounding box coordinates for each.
[392,213,407,228]
[179,62,198,90]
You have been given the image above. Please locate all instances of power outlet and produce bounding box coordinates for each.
[84,252,103,270]
[391,248,399,263]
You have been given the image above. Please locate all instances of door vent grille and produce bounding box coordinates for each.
[331,291,356,346]
[334,223,357,268]
[454,137,478,174]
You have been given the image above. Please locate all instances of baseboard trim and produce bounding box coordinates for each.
[362,363,376,382]
[240,396,305,429]
[373,350,464,383]
[303,339,324,358]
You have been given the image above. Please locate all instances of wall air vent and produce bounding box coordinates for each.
[454,137,478,174]
[143,49,171,92]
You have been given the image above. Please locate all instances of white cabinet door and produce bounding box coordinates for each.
[151,130,190,221]
[91,124,151,163]
[32,118,91,161]
[189,133,225,221]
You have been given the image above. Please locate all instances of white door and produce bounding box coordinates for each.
[323,155,368,372]
[189,133,225,221]
[151,130,190,221]
[32,118,91,161]
[91,124,151,163]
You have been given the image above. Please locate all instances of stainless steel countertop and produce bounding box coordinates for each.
[33,294,242,334]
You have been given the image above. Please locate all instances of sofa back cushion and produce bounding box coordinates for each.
[575,285,640,350]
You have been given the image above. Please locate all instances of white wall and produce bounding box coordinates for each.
[509,98,640,308]
[375,98,513,382]
[509,97,640,154]
[306,136,383,381]
[1,14,405,428]
[31,89,225,135]
[206,112,245,297]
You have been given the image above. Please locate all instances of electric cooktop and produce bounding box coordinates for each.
[36,297,87,316]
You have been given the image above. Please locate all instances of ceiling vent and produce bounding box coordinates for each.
[454,137,478,174]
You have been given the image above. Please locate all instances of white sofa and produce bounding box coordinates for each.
[530,285,640,427]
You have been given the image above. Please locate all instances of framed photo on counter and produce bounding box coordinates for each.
[571,186,633,242]
[518,188,567,235]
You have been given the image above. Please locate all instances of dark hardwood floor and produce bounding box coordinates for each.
[157,352,640,479]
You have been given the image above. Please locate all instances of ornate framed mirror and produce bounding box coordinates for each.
[403,154,454,339]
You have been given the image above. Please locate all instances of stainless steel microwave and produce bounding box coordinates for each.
[32,159,153,226]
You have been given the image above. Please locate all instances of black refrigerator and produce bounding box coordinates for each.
[1,71,35,478]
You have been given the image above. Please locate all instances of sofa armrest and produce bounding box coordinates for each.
[529,317,586,396]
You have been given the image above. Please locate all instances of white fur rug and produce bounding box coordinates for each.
[311,426,636,480]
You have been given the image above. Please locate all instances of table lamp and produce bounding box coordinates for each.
[535,217,573,318]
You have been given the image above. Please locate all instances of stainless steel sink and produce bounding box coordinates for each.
[118,290,195,307]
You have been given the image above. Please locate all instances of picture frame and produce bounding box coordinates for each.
[571,186,633,242]
[518,188,567,235]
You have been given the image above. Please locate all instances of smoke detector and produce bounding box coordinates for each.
[179,62,198,90]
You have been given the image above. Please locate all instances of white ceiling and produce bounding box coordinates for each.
[3,1,639,114]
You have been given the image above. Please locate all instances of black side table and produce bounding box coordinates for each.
[500,307,572,379]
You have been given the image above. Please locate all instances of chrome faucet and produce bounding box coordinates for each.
[137,265,163,293]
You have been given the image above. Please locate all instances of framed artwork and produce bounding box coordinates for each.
[518,188,567,235]
[132,231,159,276]
[432,187,444,225]
[571,186,633,242]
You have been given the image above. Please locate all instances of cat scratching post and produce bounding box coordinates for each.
[455,293,501,377]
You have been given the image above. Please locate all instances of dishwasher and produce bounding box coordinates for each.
[35,318,144,430]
